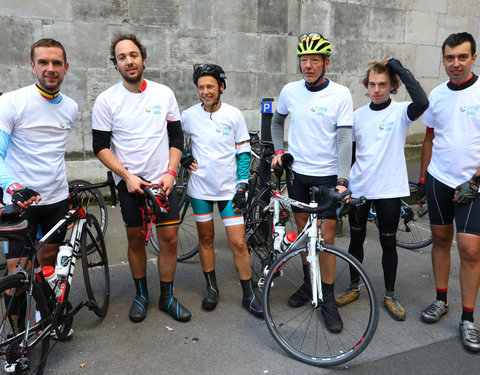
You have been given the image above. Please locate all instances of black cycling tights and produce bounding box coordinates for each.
[348,198,401,292]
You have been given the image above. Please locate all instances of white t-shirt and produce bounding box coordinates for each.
[276,79,353,176]
[0,84,78,205]
[181,102,251,200]
[423,79,480,188]
[92,80,181,185]
[349,100,411,199]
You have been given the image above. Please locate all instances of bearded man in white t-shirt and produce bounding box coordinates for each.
[270,33,353,333]
[92,34,190,324]
[418,32,480,353]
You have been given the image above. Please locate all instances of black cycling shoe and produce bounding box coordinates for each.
[320,301,343,333]
[242,294,264,319]
[129,295,149,323]
[288,282,312,308]
[202,285,219,311]
[159,296,191,322]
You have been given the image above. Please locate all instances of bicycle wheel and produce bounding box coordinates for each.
[81,214,110,317]
[262,244,378,367]
[68,180,108,238]
[0,274,51,374]
[246,201,272,287]
[149,190,199,261]
[396,201,432,250]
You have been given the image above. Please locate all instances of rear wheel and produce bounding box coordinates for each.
[396,201,432,250]
[81,214,110,317]
[262,245,378,367]
[0,274,51,374]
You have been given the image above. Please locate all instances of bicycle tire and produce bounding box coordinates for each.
[68,179,108,238]
[262,244,379,367]
[81,214,110,317]
[396,202,432,250]
[149,189,199,262]
[0,273,51,374]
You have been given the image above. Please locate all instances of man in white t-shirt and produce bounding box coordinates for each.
[0,39,77,349]
[271,33,353,333]
[92,34,190,323]
[335,58,428,321]
[418,32,480,353]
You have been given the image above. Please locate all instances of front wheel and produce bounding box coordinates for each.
[262,245,378,367]
[81,214,110,317]
[0,274,51,374]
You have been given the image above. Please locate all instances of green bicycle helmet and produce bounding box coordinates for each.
[297,33,332,57]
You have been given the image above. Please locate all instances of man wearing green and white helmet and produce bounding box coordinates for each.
[271,33,353,333]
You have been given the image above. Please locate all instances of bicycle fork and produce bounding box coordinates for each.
[306,206,323,308]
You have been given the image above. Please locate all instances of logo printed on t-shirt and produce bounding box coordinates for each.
[59,121,72,129]
[310,105,327,117]
[459,105,479,116]
[145,105,163,115]
[377,120,394,136]
[215,125,232,136]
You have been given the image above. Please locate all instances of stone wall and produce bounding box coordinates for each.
[0,0,478,179]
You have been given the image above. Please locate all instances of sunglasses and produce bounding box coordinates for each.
[298,33,324,43]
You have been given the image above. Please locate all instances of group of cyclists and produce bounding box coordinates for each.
[0,29,478,362]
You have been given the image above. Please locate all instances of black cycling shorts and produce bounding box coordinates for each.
[426,173,480,235]
[5,199,69,259]
[287,171,337,219]
[116,180,181,228]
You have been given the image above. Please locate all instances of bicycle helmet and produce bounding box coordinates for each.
[297,33,332,57]
[193,63,227,89]
[143,184,169,220]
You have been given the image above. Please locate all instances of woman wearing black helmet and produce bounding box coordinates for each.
[180,64,263,318]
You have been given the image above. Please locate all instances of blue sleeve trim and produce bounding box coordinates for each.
[337,125,353,129]
[0,130,16,192]
[236,152,251,182]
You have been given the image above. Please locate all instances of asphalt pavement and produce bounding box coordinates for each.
[44,162,479,374]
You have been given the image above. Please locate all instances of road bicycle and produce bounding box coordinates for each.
[259,157,378,367]
[368,182,432,250]
[0,176,113,374]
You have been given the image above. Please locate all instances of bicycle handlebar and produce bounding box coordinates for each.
[293,187,366,216]
[70,171,117,207]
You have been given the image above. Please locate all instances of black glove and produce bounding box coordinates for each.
[181,155,195,170]
[386,58,404,73]
[416,182,426,203]
[232,189,246,210]
[11,188,40,205]
[455,181,478,204]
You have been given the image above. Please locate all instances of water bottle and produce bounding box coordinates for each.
[281,231,298,251]
[42,266,59,295]
[55,243,73,279]
[274,224,285,251]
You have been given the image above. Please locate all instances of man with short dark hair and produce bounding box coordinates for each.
[92,34,191,323]
[418,32,480,353]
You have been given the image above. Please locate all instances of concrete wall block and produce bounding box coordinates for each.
[299,0,331,37]
[61,68,88,110]
[368,8,406,43]
[0,66,33,93]
[365,0,410,9]
[410,0,448,13]
[437,15,478,46]
[0,17,42,65]
[43,21,108,68]
[392,43,417,68]
[72,0,129,24]
[66,159,108,182]
[257,73,291,103]
[257,0,288,34]
[0,0,73,20]
[414,45,441,78]
[129,0,179,27]
[66,112,85,155]
[447,0,478,17]
[332,2,369,40]
[217,33,264,72]
[242,109,261,132]
[180,0,210,30]
[328,39,369,76]
[212,0,256,33]
[107,25,166,70]
[160,70,198,111]
[264,36,289,73]
[286,1,300,36]
[86,68,122,108]
[221,72,257,110]
[165,29,217,70]
[405,11,439,44]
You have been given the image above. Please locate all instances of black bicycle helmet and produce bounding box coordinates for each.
[193,63,227,89]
